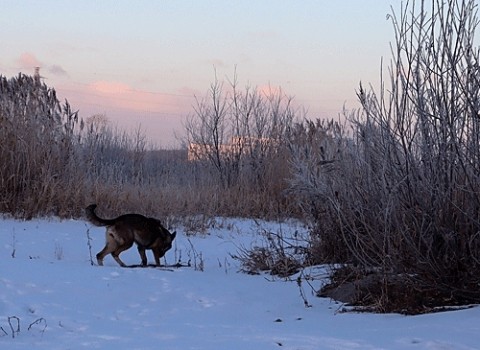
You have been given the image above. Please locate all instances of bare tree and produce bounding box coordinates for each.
[185,74,231,187]
[185,72,297,190]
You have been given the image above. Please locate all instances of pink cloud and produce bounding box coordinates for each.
[90,81,131,95]
[56,80,195,119]
[15,53,68,77]
[80,81,198,116]
[54,80,197,145]
[17,52,42,69]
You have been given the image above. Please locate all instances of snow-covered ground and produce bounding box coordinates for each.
[0,217,479,349]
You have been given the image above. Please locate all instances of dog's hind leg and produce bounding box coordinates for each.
[112,241,134,267]
[96,231,118,266]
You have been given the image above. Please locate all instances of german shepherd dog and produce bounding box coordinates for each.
[85,204,176,267]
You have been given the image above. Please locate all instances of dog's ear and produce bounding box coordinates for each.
[171,231,177,240]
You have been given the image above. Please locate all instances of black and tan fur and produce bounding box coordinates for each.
[85,204,176,267]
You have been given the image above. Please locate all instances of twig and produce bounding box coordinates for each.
[8,316,20,339]
[85,224,95,266]
[186,238,204,271]
[28,318,47,337]
[296,274,312,308]
[11,230,16,259]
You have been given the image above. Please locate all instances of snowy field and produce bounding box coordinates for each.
[0,216,479,350]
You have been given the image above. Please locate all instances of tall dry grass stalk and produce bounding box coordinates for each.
[0,74,83,217]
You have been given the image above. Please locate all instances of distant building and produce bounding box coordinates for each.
[188,136,278,161]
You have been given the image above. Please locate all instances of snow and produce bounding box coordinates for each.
[1,217,479,349]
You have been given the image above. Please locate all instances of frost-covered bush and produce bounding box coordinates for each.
[289,0,480,313]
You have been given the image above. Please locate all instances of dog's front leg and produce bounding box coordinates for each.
[137,246,148,266]
[152,249,162,267]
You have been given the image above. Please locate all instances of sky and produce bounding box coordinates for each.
[1,1,402,147]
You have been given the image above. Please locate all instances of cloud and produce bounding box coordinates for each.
[90,80,131,95]
[53,80,198,145]
[48,64,68,76]
[16,52,68,77]
[76,80,195,115]
[17,52,42,70]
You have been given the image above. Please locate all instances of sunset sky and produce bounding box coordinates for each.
[1,1,401,146]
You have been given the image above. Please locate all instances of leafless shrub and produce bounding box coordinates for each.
[288,119,352,264]
[182,215,214,236]
[290,0,480,313]
[234,246,276,274]
[185,238,204,271]
[232,229,303,277]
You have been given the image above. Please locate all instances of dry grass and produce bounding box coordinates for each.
[0,74,296,222]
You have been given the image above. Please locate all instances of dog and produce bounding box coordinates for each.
[85,204,176,267]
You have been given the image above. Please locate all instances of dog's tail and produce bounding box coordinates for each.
[85,204,115,226]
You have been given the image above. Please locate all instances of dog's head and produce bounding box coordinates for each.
[157,227,177,258]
